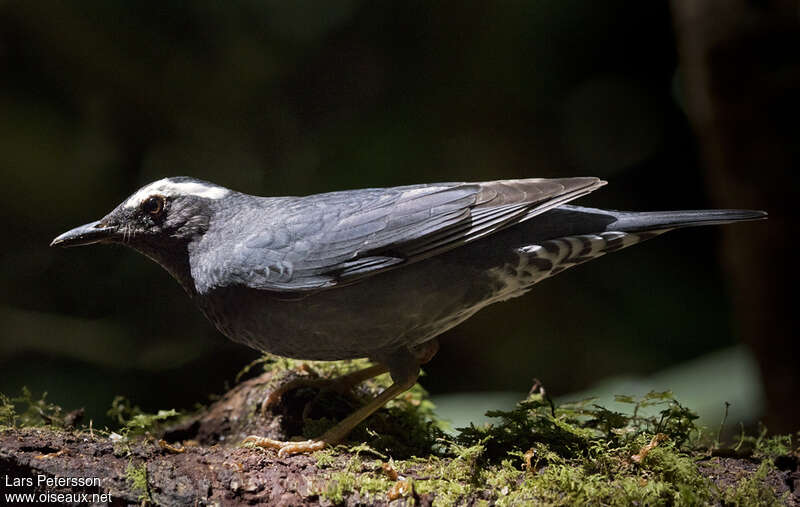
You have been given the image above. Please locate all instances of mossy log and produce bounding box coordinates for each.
[1,365,798,506]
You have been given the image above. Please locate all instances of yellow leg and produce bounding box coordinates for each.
[244,369,417,457]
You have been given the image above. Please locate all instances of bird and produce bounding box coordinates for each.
[51,176,765,456]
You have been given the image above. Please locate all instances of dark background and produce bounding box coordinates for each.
[0,2,785,430]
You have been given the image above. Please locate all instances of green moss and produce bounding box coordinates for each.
[0,393,15,428]
[106,395,140,426]
[313,448,338,468]
[310,388,784,505]
[247,360,795,505]
[0,387,65,429]
[107,395,180,437]
[312,454,398,503]
[727,421,797,463]
[125,409,180,433]
[722,460,785,506]
[125,460,151,503]
[751,426,794,461]
[259,356,377,380]
[372,439,712,506]
[439,391,714,504]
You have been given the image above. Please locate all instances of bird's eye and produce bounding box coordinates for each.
[141,195,165,216]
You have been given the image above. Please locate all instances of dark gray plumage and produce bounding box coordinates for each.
[51,176,766,454]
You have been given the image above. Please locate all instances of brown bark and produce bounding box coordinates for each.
[0,372,429,506]
[1,427,324,506]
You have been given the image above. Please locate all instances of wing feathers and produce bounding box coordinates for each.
[382,178,605,262]
[206,177,606,293]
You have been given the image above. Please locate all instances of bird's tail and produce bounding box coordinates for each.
[487,207,766,301]
[607,208,767,233]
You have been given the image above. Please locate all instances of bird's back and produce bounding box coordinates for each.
[190,177,605,295]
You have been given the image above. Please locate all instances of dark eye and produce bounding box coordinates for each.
[141,195,165,216]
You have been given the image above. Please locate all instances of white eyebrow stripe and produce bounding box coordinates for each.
[124,179,230,208]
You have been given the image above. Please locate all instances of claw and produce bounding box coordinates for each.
[243,435,326,457]
[247,362,396,456]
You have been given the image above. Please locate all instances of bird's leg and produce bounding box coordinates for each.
[244,372,418,456]
[300,363,391,420]
[245,340,438,457]
[260,363,389,417]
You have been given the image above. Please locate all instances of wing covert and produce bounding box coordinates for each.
[192,177,605,293]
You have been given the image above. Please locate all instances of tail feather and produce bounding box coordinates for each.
[487,207,766,301]
[608,209,767,233]
[489,230,667,301]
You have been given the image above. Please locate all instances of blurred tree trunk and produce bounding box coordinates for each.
[671,0,799,432]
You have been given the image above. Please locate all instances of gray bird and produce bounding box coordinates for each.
[51,176,765,455]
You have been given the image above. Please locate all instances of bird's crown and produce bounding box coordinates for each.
[123,176,230,209]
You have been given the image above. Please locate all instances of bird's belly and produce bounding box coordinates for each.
[197,255,496,361]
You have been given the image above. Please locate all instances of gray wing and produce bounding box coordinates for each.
[194,177,605,293]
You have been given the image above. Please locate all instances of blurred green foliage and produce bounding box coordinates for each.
[0,2,747,426]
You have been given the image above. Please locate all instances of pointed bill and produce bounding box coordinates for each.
[50,220,116,247]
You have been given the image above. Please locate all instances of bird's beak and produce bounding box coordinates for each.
[50,220,117,248]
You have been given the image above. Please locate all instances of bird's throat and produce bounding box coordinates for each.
[130,239,198,296]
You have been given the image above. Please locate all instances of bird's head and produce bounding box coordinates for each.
[51,177,232,286]
[51,176,231,248]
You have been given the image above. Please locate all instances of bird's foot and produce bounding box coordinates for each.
[242,435,326,457]
[245,361,420,457]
